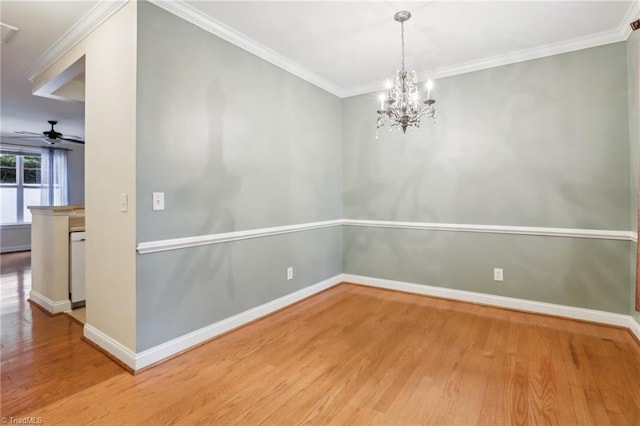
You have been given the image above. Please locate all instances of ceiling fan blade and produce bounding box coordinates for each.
[9,122,83,145]
[58,136,85,145]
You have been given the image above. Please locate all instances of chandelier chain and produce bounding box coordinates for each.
[400,21,405,71]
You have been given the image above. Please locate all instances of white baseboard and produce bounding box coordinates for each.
[343,274,639,333]
[133,274,342,370]
[83,273,640,372]
[84,324,137,370]
[630,316,640,342]
[29,290,71,314]
[1,244,31,253]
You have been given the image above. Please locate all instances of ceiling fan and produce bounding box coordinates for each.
[10,120,84,145]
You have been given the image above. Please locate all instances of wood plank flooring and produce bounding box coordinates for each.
[2,252,640,424]
[0,252,123,417]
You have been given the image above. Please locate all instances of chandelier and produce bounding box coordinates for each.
[377,11,435,134]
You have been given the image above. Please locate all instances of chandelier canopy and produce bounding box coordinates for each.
[377,11,435,135]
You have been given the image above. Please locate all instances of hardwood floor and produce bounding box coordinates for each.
[0,252,123,417]
[2,252,640,424]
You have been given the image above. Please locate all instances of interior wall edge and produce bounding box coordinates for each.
[632,315,640,336]
[83,324,137,370]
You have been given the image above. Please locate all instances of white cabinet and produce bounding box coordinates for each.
[69,231,86,305]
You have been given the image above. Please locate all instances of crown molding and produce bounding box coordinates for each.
[147,0,346,98]
[620,0,639,41]
[25,0,637,99]
[26,0,128,82]
[157,0,638,99]
[344,17,635,98]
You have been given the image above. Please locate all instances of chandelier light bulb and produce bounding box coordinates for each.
[378,94,386,110]
[426,79,434,98]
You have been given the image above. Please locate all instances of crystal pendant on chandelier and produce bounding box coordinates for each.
[377,11,436,135]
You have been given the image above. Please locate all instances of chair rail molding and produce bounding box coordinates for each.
[137,219,637,254]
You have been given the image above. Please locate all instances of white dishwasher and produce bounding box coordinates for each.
[70,231,86,306]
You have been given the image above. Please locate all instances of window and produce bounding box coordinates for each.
[0,148,68,225]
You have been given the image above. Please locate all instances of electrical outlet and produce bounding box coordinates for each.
[494,268,504,282]
[287,267,293,280]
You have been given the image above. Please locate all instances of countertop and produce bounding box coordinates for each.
[28,205,84,212]
[69,216,85,233]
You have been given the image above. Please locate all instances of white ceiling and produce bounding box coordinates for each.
[184,0,634,94]
[0,1,95,141]
[0,0,636,140]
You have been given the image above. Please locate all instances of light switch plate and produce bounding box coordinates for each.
[152,192,165,211]
[120,193,128,212]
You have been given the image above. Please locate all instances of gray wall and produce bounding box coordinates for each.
[67,144,85,205]
[0,225,31,253]
[135,2,342,351]
[628,31,640,323]
[343,43,632,314]
[133,2,637,350]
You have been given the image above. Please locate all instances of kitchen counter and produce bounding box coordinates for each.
[28,205,85,314]
[69,215,85,232]
[28,204,85,213]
